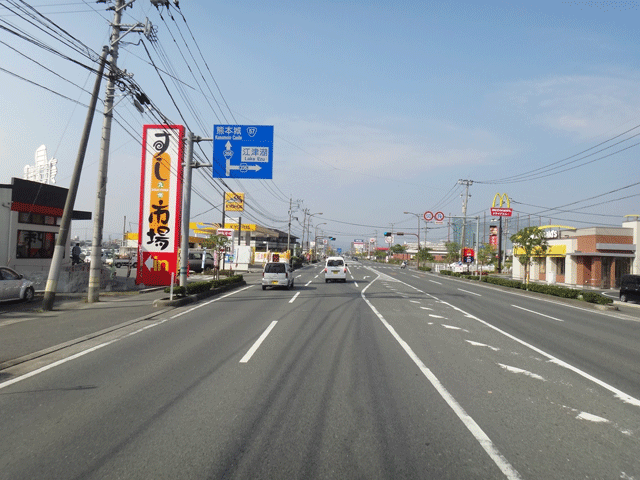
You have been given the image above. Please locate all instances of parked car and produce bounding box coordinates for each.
[105,256,138,268]
[619,274,640,302]
[0,266,35,302]
[188,251,214,273]
[262,262,294,290]
[324,256,347,283]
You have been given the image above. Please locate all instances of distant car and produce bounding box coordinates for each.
[324,256,347,283]
[262,262,294,290]
[619,274,640,302]
[0,266,35,302]
[188,251,214,273]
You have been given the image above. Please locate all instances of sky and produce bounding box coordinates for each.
[2,0,640,252]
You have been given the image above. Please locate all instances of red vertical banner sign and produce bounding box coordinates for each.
[136,125,184,285]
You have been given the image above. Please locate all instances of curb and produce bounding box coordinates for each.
[153,280,248,307]
[0,307,172,371]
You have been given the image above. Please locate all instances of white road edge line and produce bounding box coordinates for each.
[0,285,255,390]
[289,292,300,303]
[361,276,522,480]
[511,304,564,322]
[240,321,278,363]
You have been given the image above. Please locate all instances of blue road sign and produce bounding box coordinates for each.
[213,125,273,179]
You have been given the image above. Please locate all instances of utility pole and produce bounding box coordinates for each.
[458,179,473,263]
[42,46,109,311]
[88,0,148,302]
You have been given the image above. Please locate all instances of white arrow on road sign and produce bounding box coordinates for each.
[226,158,262,176]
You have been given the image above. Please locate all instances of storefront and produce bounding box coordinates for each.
[0,178,91,285]
[513,221,638,288]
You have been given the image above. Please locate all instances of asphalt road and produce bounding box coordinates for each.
[1,261,639,479]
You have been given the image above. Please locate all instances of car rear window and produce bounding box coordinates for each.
[327,259,344,267]
[265,263,286,273]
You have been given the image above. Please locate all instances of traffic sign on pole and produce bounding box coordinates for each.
[424,211,433,221]
[213,125,273,179]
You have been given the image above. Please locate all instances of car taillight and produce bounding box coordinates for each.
[285,272,288,278]
[262,272,265,277]
[324,268,327,273]
[344,268,347,273]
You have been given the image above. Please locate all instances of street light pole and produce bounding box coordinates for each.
[404,211,421,270]
[314,222,326,262]
[307,212,322,259]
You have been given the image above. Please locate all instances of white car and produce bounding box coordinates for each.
[324,256,347,283]
[0,266,35,302]
[262,262,294,290]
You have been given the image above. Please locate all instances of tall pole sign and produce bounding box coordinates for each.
[137,125,184,286]
[490,193,512,273]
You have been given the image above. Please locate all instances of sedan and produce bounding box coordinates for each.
[0,266,35,302]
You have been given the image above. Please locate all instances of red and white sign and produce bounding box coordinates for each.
[137,125,184,286]
[424,211,433,221]
[434,211,445,224]
[491,208,513,217]
[217,228,234,238]
[369,238,376,243]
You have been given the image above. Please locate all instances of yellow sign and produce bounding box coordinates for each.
[224,223,256,231]
[225,192,245,212]
[513,245,566,256]
[125,232,138,241]
[492,193,511,208]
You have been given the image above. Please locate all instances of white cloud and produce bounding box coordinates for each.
[271,116,514,180]
[501,73,640,140]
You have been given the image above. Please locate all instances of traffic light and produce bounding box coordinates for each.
[329,237,336,241]
[384,232,391,237]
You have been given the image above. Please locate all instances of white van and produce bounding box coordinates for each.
[324,256,347,283]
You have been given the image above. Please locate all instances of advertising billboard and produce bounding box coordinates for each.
[137,125,184,286]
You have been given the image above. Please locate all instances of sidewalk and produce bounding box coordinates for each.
[0,271,263,371]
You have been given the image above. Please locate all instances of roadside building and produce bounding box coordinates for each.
[0,177,91,287]
[512,219,639,288]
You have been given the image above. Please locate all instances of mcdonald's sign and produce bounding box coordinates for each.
[491,193,513,217]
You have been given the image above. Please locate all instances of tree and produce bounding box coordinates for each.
[476,244,495,268]
[510,227,548,285]
[416,247,434,263]
[201,234,229,279]
[390,244,406,254]
[445,242,461,263]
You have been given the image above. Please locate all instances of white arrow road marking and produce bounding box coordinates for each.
[465,340,500,351]
[498,363,546,381]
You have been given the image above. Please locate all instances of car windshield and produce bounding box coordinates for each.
[265,263,286,273]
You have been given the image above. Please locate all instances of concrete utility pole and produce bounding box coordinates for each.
[42,46,109,311]
[458,179,473,253]
[88,0,148,302]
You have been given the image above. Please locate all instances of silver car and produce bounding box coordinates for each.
[261,262,294,290]
[0,266,35,302]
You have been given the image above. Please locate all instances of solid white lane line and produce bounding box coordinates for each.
[511,304,564,322]
[240,321,278,363]
[0,285,254,390]
[361,277,522,480]
[289,292,300,303]
[458,288,481,297]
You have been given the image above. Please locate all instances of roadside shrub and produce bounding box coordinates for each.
[291,256,304,269]
[165,274,244,296]
[418,266,432,272]
[581,291,614,305]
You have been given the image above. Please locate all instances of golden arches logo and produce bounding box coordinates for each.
[492,193,511,209]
